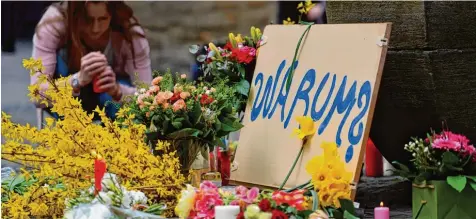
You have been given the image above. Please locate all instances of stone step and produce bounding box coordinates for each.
[356,176,412,218]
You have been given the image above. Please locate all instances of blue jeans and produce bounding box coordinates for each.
[50,53,130,120]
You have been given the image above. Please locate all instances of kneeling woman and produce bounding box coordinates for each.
[32,1,152,120]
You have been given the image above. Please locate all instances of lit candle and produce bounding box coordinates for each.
[374,202,389,219]
[215,205,240,219]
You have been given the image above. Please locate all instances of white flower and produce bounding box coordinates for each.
[412,153,416,157]
[424,147,429,153]
[134,92,139,96]
[128,190,148,205]
[206,90,211,95]
[139,88,146,93]
[203,86,208,90]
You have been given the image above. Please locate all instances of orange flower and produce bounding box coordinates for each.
[164,91,173,100]
[173,99,186,111]
[149,85,160,93]
[152,76,163,85]
[180,92,191,99]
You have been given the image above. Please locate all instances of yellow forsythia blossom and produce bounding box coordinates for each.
[1,58,186,217]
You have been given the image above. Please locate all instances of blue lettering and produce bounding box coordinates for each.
[250,73,264,121]
[268,61,298,121]
[262,61,285,118]
[249,60,373,153]
[311,73,335,121]
[348,81,371,145]
[319,76,357,146]
[284,69,316,128]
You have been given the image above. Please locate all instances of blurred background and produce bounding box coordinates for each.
[1,1,321,126]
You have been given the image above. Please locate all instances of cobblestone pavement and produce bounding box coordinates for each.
[1,40,36,169]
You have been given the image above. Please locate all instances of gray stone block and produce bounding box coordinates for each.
[326,1,427,49]
[430,49,476,138]
[424,1,476,49]
[370,51,439,165]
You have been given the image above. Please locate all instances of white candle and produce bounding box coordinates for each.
[215,205,240,219]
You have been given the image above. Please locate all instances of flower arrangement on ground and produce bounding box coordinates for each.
[190,26,265,113]
[64,155,166,219]
[393,129,476,191]
[122,70,243,171]
[393,129,476,219]
[174,116,359,219]
[1,58,186,218]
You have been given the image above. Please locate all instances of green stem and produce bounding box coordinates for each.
[285,23,313,92]
[284,179,311,192]
[414,201,426,219]
[279,145,304,190]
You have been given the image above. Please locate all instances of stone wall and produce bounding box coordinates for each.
[127,1,278,74]
[326,1,476,164]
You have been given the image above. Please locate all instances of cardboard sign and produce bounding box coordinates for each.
[231,24,391,193]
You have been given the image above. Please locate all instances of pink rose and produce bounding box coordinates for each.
[180,92,190,99]
[152,76,163,85]
[181,74,187,79]
[162,102,170,109]
[146,112,150,118]
[149,85,160,93]
[155,92,166,104]
[172,99,186,112]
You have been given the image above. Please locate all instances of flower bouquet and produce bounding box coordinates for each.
[392,129,476,219]
[174,117,359,219]
[122,70,243,172]
[189,26,265,113]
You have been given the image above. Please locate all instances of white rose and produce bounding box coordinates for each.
[140,88,146,93]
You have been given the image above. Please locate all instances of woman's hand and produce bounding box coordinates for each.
[96,66,121,100]
[79,52,107,86]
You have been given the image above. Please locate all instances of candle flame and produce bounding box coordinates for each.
[380,201,384,207]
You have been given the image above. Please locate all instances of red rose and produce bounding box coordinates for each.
[230,46,256,64]
[170,92,181,103]
[200,94,214,105]
[236,211,245,219]
[271,210,288,219]
[224,42,234,51]
[258,199,272,212]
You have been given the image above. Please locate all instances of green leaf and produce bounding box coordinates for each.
[235,79,250,96]
[197,55,207,62]
[392,161,410,173]
[442,151,460,165]
[171,121,182,129]
[465,175,476,182]
[447,175,467,192]
[339,198,356,216]
[214,138,226,149]
[167,128,202,139]
[343,210,360,219]
[469,181,476,191]
[189,45,199,54]
[189,101,202,125]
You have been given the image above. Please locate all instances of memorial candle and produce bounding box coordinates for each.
[374,202,389,219]
[215,205,240,219]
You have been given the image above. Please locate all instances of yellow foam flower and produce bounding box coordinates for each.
[283,17,296,25]
[293,116,317,139]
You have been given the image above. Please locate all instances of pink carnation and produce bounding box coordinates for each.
[431,131,470,151]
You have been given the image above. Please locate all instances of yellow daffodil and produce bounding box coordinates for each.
[317,186,333,207]
[293,116,317,139]
[330,189,351,208]
[297,0,316,14]
[283,17,296,25]
[175,184,197,218]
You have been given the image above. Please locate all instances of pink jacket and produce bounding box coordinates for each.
[32,6,152,107]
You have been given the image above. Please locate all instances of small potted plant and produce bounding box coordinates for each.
[393,129,476,219]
